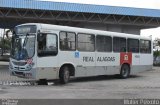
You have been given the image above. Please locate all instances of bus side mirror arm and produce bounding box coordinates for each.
[37,33,42,41]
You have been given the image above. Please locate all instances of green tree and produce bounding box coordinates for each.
[0,37,11,53]
[154,50,160,58]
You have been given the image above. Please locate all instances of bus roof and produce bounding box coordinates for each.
[17,23,152,40]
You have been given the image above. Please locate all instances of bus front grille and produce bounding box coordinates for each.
[13,61,27,66]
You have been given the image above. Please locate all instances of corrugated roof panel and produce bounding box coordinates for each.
[0,0,160,17]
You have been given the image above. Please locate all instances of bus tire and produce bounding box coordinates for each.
[59,66,70,84]
[120,64,130,79]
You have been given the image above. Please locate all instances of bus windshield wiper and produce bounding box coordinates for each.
[22,33,29,49]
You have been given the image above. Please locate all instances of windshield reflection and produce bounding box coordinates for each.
[11,34,35,60]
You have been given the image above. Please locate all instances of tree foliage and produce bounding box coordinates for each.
[154,50,160,58]
[0,37,11,51]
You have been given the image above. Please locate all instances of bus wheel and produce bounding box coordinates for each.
[59,66,70,84]
[120,64,130,79]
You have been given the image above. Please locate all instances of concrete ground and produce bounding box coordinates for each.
[0,62,160,99]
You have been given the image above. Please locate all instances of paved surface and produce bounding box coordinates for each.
[0,63,160,99]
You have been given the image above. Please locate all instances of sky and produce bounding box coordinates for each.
[38,0,160,40]
[38,0,160,9]
[141,28,160,40]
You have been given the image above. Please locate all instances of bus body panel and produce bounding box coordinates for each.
[132,53,140,66]
[95,52,120,75]
[36,56,59,80]
[75,52,95,77]
[140,54,153,65]
[130,65,152,75]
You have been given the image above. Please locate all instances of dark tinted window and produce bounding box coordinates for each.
[128,38,139,53]
[140,40,151,53]
[113,37,126,52]
[78,33,95,51]
[96,35,112,52]
[38,33,58,57]
[60,32,76,51]
[15,25,37,34]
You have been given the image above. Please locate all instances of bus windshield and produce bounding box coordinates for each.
[11,34,35,60]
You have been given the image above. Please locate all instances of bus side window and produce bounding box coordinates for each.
[113,37,126,52]
[96,35,112,52]
[140,40,151,53]
[38,33,58,57]
[59,31,76,51]
[77,33,95,52]
[127,38,139,53]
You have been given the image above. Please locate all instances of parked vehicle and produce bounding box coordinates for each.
[9,23,153,84]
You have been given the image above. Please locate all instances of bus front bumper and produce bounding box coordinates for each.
[10,68,36,79]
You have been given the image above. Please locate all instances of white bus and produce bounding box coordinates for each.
[9,23,153,84]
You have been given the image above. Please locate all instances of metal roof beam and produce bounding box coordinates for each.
[0,8,159,28]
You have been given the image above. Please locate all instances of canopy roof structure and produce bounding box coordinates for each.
[0,0,160,28]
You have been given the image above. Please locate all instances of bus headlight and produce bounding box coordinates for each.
[26,64,33,70]
[26,62,35,70]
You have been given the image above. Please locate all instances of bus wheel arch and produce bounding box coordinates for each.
[59,64,75,84]
[120,63,130,79]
